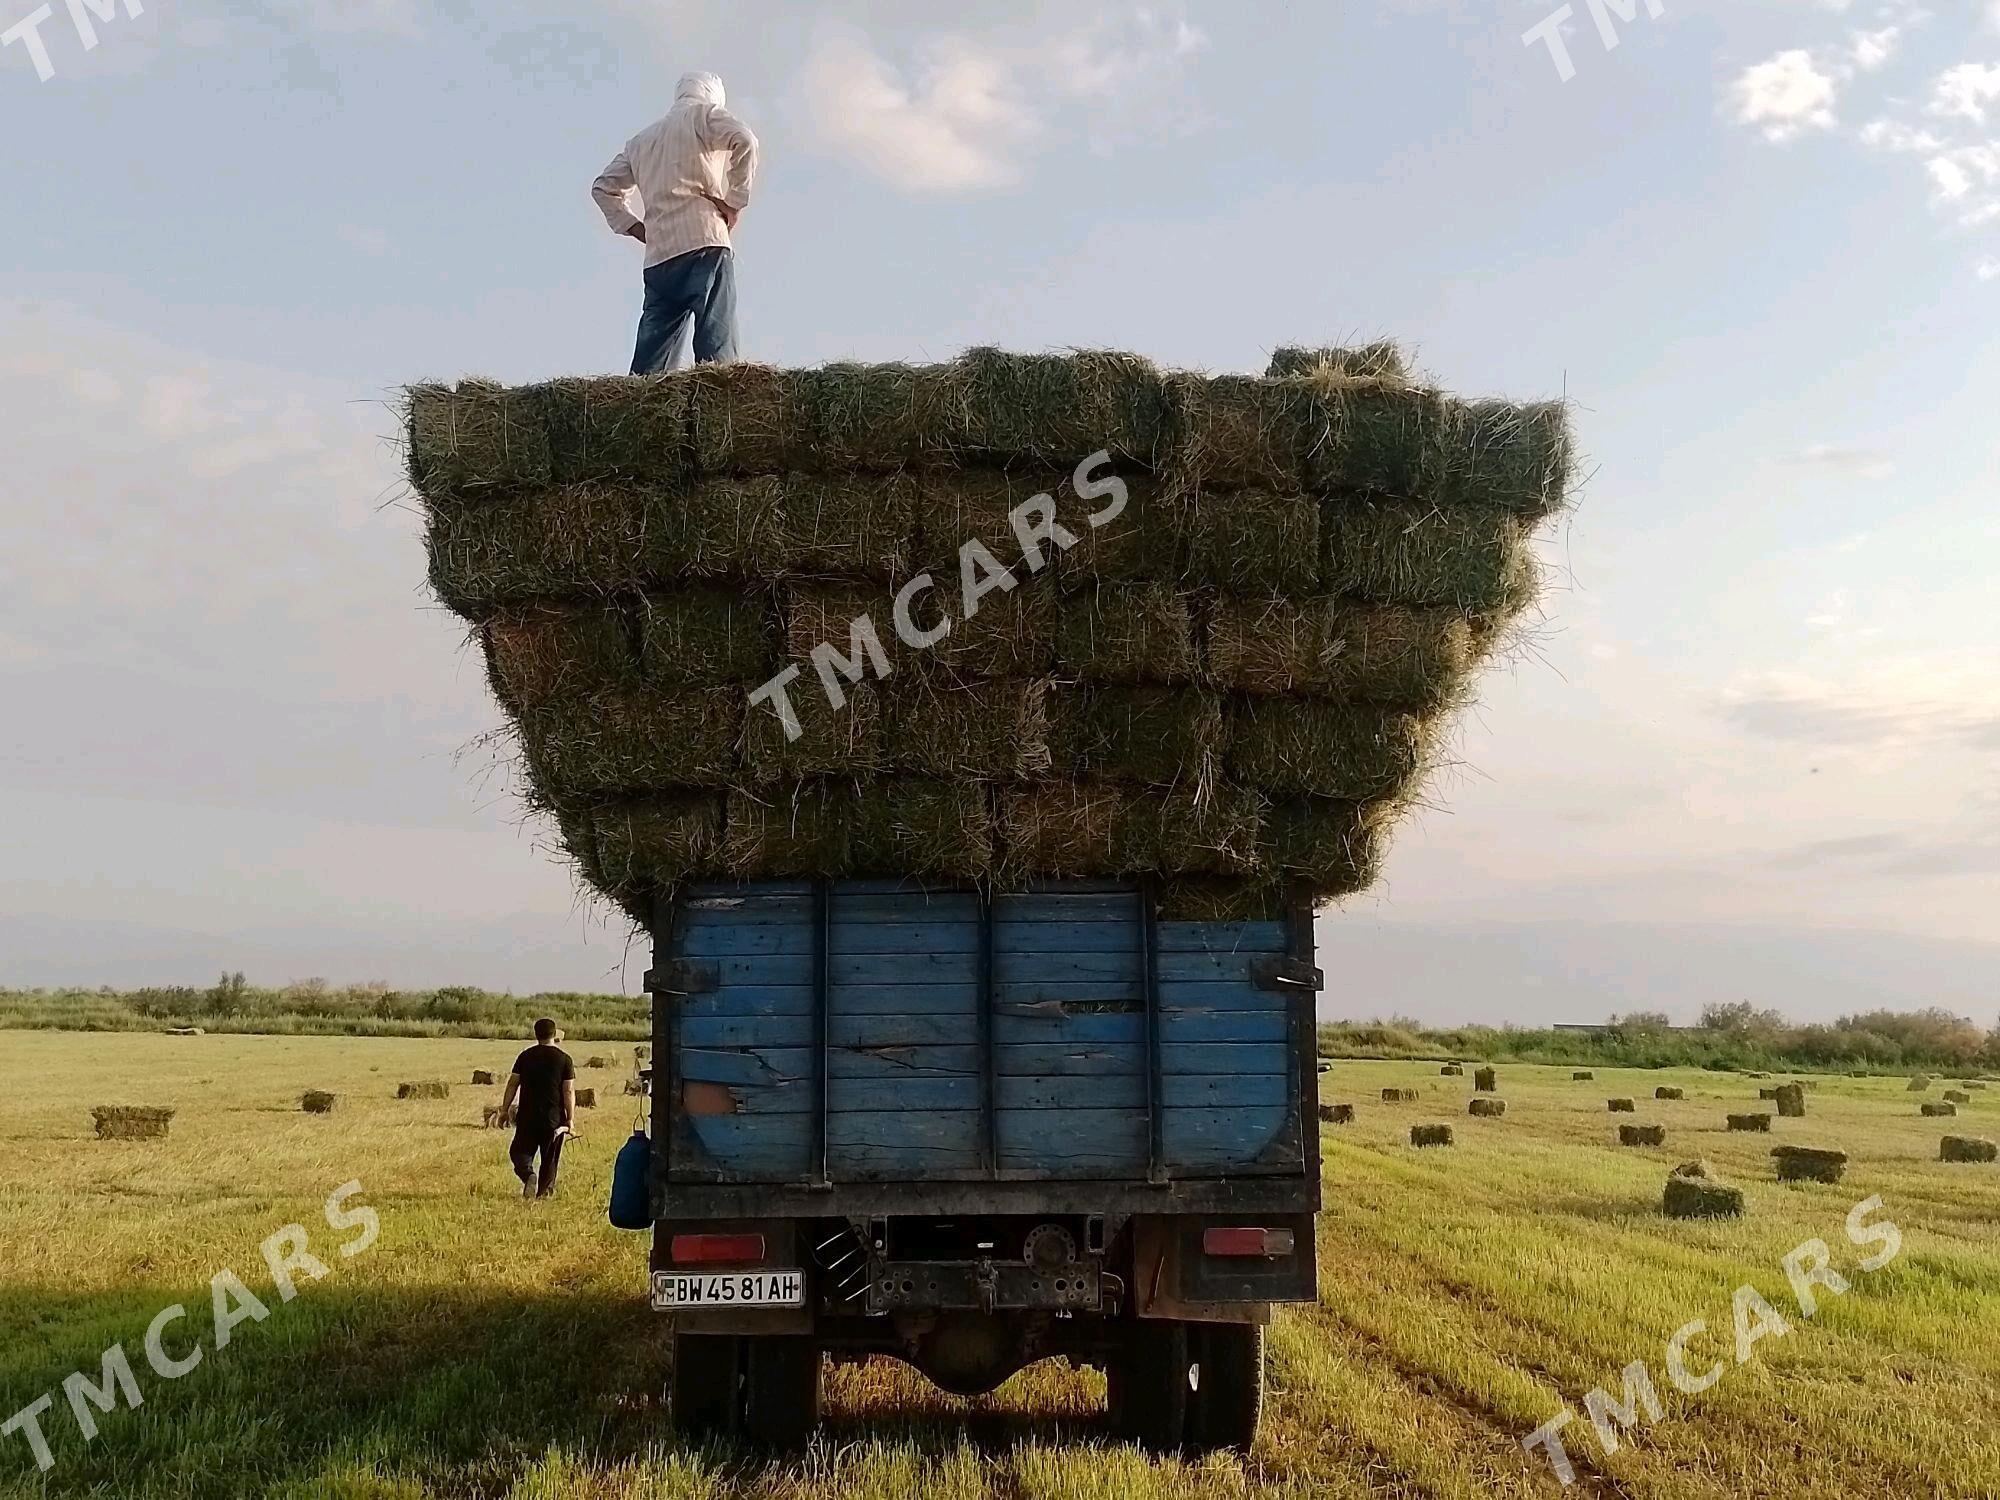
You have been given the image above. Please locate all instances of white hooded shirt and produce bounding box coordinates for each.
[592,73,760,270]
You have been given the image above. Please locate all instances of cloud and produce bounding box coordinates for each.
[1731,50,1841,140]
[1768,831,2000,878]
[1792,442,1895,478]
[1719,668,2000,753]
[1851,26,1902,71]
[790,9,1207,194]
[1931,61,2000,124]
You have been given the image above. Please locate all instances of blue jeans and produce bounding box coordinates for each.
[631,246,738,374]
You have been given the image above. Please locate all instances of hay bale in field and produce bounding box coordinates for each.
[624,1078,644,1095]
[397,1081,450,1101]
[574,1088,597,1108]
[1943,1090,1972,1105]
[1207,599,1473,708]
[1410,1123,1454,1148]
[1758,1088,1780,1100]
[1922,1102,1958,1118]
[1573,1071,1594,1081]
[1473,1067,1497,1092]
[1663,1174,1744,1220]
[471,1070,496,1086]
[1381,1088,1420,1103]
[166,1026,206,1037]
[1849,1069,1869,1078]
[1054,583,1197,685]
[1727,1113,1773,1133]
[1772,1146,1847,1185]
[586,1056,610,1069]
[1940,1136,1997,1164]
[301,1091,337,1114]
[1318,1103,1356,1124]
[482,1105,504,1128]
[1967,1081,1990,1091]
[1608,1098,1636,1113]
[1672,1160,1716,1180]
[91,1106,174,1141]
[1468,1098,1506,1119]
[1619,1124,1667,1147]
[1440,1064,1464,1076]
[1656,1086,1685,1100]
[1774,1084,1806,1119]
[1907,1075,1932,1092]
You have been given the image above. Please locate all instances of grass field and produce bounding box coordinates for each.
[3,1031,1998,1499]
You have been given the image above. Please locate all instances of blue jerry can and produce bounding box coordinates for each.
[608,1130,651,1229]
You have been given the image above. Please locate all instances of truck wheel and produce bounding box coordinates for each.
[1183,1323,1264,1456]
[670,1333,743,1442]
[741,1336,823,1451]
[1105,1321,1190,1454]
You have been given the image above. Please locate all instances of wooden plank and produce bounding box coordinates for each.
[678,1075,982,1115]
[992,892,1141,923]
[996,1074,1287,1110]
[998,1110,1146,1175]
[677,1116,812,1178]
[682,1013,981,1049]
[1156,980,1286,1013]
[994,1010,1288,1046]
[1162,1105,1301,1173]
[828,921,980,955]
[989,921,1142,954]
[991,979,1139,1005]
[672,951,994,988]
[828,1112,984,1179]
[1155,921,1289,955]
[679,924,814,958]
[991,950,1256,985]
[1162,1041,1291,1076]
[682,1044,984,1086]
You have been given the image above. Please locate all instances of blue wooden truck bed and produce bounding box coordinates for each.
[647,879,1322,1220]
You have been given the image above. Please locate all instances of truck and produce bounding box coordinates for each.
[639,876,1323,1454]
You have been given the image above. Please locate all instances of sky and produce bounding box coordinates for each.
[1,0,1995,1025]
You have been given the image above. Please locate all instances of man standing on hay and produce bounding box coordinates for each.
[591,72,758,373]
[499,1018,576,1200]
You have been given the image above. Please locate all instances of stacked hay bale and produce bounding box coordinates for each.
[404,347,1574,917]
[1663,1161,1743,1220]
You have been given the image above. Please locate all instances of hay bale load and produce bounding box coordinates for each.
[403,349,1575,917]
[92,1106,174,1141]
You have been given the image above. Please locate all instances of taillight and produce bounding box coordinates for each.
[670,1233,767,1264]
[1202,1227,1295,1259]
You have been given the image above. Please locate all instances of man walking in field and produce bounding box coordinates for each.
[499,1018,576,1200]
[592,71,759,374]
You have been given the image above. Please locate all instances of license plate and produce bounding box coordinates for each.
[652,1269,804,1310]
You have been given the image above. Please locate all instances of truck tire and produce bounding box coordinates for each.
[670,1333,743,1443]
[1105,1321,1190,1454]
[1184,1322,1264,1456]
[741,1335,823,1451]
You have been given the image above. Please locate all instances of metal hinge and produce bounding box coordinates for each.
[643,960,717,996]
[1251,956,1324,994]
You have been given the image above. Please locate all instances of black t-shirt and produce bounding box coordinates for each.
[512,1045,575,1132]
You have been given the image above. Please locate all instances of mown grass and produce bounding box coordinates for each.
[2,1034,1997,1498]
